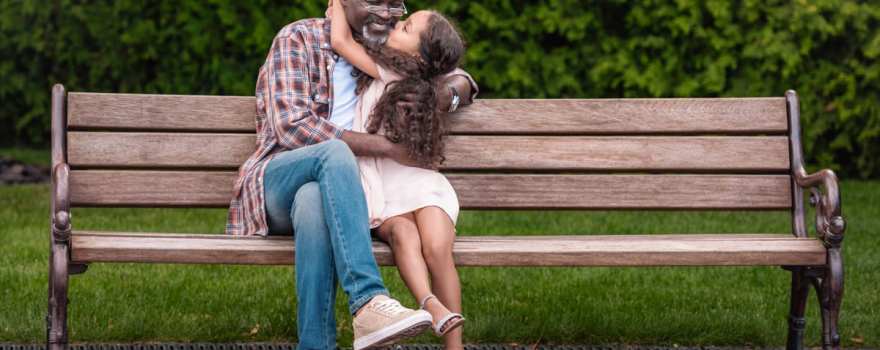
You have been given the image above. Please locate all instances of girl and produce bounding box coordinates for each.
[330,1,467,347]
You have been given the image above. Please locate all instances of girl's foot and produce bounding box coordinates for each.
[418,294,465,336]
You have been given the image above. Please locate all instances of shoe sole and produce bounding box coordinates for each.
[435,316,465,336]
[353,311,433,350]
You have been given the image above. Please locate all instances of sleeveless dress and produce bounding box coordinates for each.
[354,65,460,229]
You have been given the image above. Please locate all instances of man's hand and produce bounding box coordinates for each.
[438,74,473,112]
[396,74,471,114]
[387,142,438,170]
[340,130,435,170]
[395,92,419,114]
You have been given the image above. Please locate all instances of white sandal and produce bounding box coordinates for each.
[419,294,465,336]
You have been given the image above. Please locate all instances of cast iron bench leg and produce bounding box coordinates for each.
[785,267,810,350]
[814,247,844,350]
[47,229,70,350]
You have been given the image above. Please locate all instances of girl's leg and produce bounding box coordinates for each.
[377,213,457,335]
[376,213,434,307]
[414,206,463,349]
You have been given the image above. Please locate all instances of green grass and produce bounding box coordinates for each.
[1,182,877,347]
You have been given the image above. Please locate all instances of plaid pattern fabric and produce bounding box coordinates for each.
[226,19,341,236]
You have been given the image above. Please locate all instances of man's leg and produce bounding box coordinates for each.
[263,139,431,349]
[264,139,388,312]
[265,181,340,350]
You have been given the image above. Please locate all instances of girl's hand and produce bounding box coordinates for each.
[326,0,333,18]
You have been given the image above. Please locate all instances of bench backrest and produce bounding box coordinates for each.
[58,92,800,225]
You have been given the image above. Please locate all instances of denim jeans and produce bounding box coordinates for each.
[263,139,389,350]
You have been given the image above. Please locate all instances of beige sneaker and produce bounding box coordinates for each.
[352,295,432,350]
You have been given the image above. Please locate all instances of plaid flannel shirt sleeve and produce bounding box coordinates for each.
[267,30,343,149]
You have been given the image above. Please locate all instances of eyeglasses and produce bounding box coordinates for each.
[358,0,407,17]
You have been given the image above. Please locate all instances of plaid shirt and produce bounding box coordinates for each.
[226,18,341,236]
[227,18,478,236]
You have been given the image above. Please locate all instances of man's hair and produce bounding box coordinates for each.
[358,11,465,167]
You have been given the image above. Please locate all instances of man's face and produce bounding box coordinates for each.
[341,0,406,45]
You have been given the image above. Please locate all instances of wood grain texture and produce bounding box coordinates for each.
[68,92,255,132]
[442,135,790,171]
[67,93,787,135]
[70,231,826,266]
[67,132,790,171]
[450,174,792,209]
[62,92,809,270]
[70,170,237,207]
[67,132,255,169]
[450,98,788,135]
[69,170,792,209]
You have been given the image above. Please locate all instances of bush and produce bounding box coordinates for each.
[1,0,878,177]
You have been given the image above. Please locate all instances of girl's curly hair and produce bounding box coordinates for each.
[357,12,465,167]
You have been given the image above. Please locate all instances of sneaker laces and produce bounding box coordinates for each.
[372,298,409,316]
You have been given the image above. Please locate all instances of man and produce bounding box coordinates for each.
[226,1,477,349]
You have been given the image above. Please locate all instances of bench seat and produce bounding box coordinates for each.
[71,231,826,267]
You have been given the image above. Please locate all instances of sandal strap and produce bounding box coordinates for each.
[418,294,437,310]
[434,312,465,335]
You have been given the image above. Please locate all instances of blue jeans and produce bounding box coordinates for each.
[263,139,389,350]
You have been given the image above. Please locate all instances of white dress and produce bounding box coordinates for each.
[354,65,460,229]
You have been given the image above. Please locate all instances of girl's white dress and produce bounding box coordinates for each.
[354,65,460,229]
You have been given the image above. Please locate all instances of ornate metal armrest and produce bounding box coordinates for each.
[794,168,845,248]
[52,163,71,243]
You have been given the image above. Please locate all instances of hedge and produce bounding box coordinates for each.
[1,0,878,178]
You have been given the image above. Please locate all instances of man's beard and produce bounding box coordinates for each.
[360,15,394,46]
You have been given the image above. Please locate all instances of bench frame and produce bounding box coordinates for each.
[46,84,846,350]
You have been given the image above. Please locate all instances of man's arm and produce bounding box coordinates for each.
[340,130,428,168]
[267,30,343,149]
[437,70,478,112]
[395,70,477,117]
[446,74,475,106]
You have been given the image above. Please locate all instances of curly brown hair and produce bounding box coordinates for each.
[357,11,465,167]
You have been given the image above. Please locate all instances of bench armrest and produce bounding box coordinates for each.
[52,163,71,243]
[794,168,845,248]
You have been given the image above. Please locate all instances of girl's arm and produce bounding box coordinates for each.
[330,0,380,79]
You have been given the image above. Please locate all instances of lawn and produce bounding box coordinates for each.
[0,164,877,346]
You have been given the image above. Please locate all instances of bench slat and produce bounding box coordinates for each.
[453,174,792,209]
[68,93,256,132]
[67,132,790,171]
[70,232,826,266]
[67,93,787,135]
[69,170,792,209]
[451,98,788,135]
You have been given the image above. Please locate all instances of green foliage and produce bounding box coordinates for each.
[2,0,879,177]
[0,0,327,144]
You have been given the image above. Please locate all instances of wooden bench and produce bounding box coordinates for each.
[47,84,846,350]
